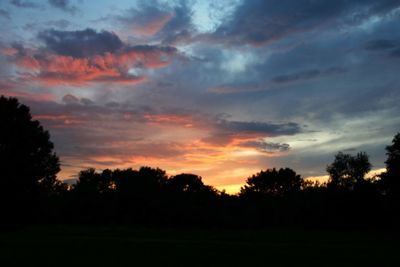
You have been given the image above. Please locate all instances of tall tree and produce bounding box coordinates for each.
[381,133,400,196]
[0,96,61,219]
[326,152,371,189]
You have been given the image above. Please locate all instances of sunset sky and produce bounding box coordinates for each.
[1,0,399,193]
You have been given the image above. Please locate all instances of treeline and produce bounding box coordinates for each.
[40,143,399,228]
[1,96,399,228]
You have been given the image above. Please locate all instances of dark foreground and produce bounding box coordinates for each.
[0,226,398,267]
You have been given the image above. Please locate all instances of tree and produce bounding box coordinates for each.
[167,174,205,194]
[74,168,113,195]
[326,152,371,190]
[114,166,168,201]
[240,168,302,196]
[0,96,61,218]
[380,133,400,196]
[167,173,216,196]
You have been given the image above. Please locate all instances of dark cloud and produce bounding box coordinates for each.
[38,28,123,58]
[363,39,400,58]
[212,0,400,46]
[390,48,400,57]
[201,118,302,146]
[209,67,346,94]
[10,0,40,8]
[124,44,176,54]
[48,0,77,14]
[272,67,346,84]
[262,142,290,152]
[118,1,194,45]
[159,3,194,45]
[241,140,291,153]
[62,94,79,105]
[364,39,398,50]
[0,9,10,19]
[217,120,302,136]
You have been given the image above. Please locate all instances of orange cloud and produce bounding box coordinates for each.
[7,45,176,86]
[33,114,85,128]
[144,114,193,127]
[0,88,55,102]
[1,47,18,56]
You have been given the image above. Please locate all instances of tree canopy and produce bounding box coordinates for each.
[240,168,302,196]
[326,152,371,190]
[0,96,60,198]
[381,133,400,196]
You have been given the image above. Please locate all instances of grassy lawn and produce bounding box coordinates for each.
[0,226,398,266]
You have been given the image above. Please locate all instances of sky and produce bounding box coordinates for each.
[1,0,400,193]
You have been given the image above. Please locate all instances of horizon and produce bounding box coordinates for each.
[1,0,399,193]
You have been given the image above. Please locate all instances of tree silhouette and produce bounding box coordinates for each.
[327,152,371,190]
[380,133,400,196]
[167,173,211,194]
[0,96,60,221]
[73,168,114,195]
[240,168,302,196]
[114,166,167,199]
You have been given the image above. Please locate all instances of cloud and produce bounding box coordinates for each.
[241,140,291,153]
[262,142,290,152]
[10,0,40,9]
[25,96,302,174]
[271,67,346,84]
[211,0,400,46]
[118,1,194,45]
[217,120,302,136]
[25,99,198,173]
[158,3,194,45]
[208,67,346,94]
[12,52,146,85]
[119,3,173,36]
[48,0,77,14]
[61,94,79,105]
[0,87,55,102]
[38,29,123,58]
[62,94,94,106]
[391,48,400,57]
[363,39,400,58]
[364,39,398,50]
[6,29,178,85]
[203,118,303,145]
[0,9,10,19]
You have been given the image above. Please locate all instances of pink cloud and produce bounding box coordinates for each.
[6,44,176,86]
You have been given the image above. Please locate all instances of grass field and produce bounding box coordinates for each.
[0,226,398,266]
